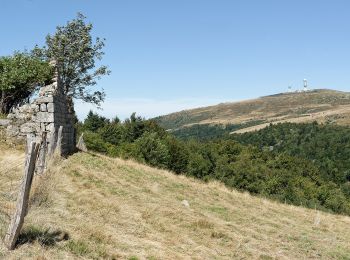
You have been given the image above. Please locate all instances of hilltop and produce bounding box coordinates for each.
[1,145,350,259]
[154,89,350,134]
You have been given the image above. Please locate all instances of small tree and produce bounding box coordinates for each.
[83,110,109,132]
[0,52,52,113]
[124,113,146,142]
[44,13,110,106]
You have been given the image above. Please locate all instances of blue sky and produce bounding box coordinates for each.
[1,0,350,120]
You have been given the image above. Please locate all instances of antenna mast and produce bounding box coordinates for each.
[303,79,308,92]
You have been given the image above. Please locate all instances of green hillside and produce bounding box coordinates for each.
[154,89,350,135]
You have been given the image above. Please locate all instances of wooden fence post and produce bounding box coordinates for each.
[47,128,57,157]
[26,133,36,155]
[36,132,47,175]
[4,141,40,250]
[56,126,63,156]
[76,133,87,152]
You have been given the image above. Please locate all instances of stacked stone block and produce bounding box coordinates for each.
[4,66,76,155]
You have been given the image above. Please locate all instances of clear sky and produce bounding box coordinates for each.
[1,0,350,120]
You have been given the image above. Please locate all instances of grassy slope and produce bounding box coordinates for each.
[155,89,350,133]
[1,146,350,259]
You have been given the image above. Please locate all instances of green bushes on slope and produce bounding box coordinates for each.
[78,111,350,215]
[232,123,350,185]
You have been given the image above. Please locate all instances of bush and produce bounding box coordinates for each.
[165,136,189,174]
[99,123,124,146]
[83,131,109,153]
[118,142,143,161]
[134,132,170,168]
[187,153,212,179]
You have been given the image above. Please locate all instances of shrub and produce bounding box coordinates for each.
[165,136,189,174]
[83,131,108,153]
[99,123,124,146]
[187,153,212,179]
[134,132,170,168]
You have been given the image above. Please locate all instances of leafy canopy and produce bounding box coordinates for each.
[43,13,110,106]
[0,52,52,113]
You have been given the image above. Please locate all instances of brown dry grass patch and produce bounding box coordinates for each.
[157,89,350,133]
[0,146,350,259]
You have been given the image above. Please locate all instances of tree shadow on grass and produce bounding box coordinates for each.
[17,225,69,247]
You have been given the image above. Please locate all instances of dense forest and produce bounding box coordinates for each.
[231,123,350,194]
[79,112,350,216]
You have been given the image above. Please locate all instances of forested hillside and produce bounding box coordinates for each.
[232,122,350,188]
[79,112,350,216]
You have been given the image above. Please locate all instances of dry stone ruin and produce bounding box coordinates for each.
[1,64,76,155]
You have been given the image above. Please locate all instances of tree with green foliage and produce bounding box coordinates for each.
[83,110,109,132]
[124,113,147,142]
[0,52,52,113]
[40,13,110,106]
[187,152,212,179]
[99,122,124,146]
[0,13,109,114]
[165,136,189,174]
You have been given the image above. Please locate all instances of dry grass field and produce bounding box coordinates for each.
[155,89,350,133]
[1,144,350,259]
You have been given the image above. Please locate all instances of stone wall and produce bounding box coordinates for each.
[2,66,76,155]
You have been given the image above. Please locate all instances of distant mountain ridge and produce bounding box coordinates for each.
[154,89,350,134]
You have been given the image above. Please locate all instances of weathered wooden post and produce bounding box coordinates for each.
[36,132,47,175]
[25,133,36,155]
[4,141,40,250]
[76,133,87,152]
[56,126,63,156]
[47,128,57,157]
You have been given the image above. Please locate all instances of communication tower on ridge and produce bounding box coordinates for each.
[303,79,308,92]
[288,85,292,93]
